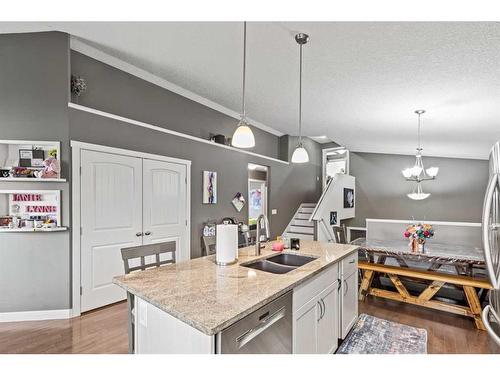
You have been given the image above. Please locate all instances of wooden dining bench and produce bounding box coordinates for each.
[358,261,493,330]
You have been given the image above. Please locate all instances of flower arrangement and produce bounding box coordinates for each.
[404,223,434,252]
[404,223,434,241]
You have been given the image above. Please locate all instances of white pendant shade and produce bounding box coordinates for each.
[291,145,309,163]
[426,167,439,177]
[407,192,431,200]
[231,121,255,148]
[402,168,413,178]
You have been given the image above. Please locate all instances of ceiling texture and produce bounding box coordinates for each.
[1,22,499,159]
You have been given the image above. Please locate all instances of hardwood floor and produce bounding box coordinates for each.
[0,302,128,354]
[0,297,498,354]
[360,295,500,354]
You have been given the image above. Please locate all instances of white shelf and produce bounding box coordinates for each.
[0,177,66,182]
[0,227,68,233]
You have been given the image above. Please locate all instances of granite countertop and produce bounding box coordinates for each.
[113,240,358,335]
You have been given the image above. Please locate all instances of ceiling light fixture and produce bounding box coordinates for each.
[231,22,255,149]
[291,33,310,164]
[402,110,439,200]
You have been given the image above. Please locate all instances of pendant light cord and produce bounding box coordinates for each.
[241,21,247,119]
[298,42,303,144]
[417,112,421,150]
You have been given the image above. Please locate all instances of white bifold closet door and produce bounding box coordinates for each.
[81,150,143,312]
[142,159,188,262]
[80,150,188,312]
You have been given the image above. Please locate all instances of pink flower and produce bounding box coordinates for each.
[423,230,430,237]
[404,231,411,238]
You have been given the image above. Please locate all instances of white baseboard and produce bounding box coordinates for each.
[0,309,72,323]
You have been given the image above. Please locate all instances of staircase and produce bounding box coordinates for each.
[282,203,317,241]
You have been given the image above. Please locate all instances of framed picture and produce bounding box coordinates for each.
[18,149,44,168]
[343,188,355,208]
[231,192,246,212]
[329,211,337,225]
[202,171,217,204]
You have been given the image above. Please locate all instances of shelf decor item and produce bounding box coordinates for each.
[231,192,246,212]
[404,223,434,252]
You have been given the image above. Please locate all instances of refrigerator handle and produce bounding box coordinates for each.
[482,305,500,346]
[482,173,499,289]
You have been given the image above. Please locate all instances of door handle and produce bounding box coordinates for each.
[482,173,499,289]
[321,299,326,320]
[317,300,323,322]
[344,279,349,296]
[135,232,143,237]
[144,231,152,236]
[349,259,356,264]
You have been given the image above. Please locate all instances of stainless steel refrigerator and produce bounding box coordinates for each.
[482,141,500,345]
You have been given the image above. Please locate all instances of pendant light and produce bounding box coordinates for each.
[402,110,439,200]
[231,22,255,149]
[291,33,310,164]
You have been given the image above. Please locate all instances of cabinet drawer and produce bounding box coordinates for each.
[293,265,339,311]
[342,252,358,278]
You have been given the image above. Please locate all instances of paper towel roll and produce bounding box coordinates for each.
[216,224,238,265]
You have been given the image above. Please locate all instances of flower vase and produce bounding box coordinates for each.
[410,238,418,252]
[417,239,426,253]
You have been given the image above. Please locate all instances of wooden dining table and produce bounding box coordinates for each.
[351,237,492,330]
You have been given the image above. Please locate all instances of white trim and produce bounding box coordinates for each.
[0,309,71,322]
[365,218,481,227]
[0,177,67,182]
[70,36,284,137]
[69,103,289,166]
[322,147,349,188]
[0,227,67,233]
[71,141,192,317]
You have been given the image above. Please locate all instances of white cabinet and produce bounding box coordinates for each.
[317,282,340,354]
[293,265,340,354]
[340,252,358,339]
[294,296,319,354]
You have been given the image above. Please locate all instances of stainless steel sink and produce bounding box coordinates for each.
[243,260,296,274]
[266,253,316,267]
[242,253,317,274]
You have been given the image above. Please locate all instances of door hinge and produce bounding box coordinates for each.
[185,220,188,226]
[80,227,83,235]
[79,166,82,176]
[185,177,187,184]
[80,286,83,296]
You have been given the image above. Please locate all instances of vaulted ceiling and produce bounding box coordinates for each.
[1,22,499,159]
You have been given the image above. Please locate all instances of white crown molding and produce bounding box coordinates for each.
[0,309,71,322]
[69,36,284,137]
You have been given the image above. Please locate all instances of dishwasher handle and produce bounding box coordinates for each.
[236,307,286,349]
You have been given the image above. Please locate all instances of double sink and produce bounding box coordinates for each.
[242,253,317,274]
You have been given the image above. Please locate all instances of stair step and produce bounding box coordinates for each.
[293,219,314,227]
[299,207,314,214]
[289,225,314,234]
[286,232,314,241]
[300,203,317,208]
[295,213,312,220]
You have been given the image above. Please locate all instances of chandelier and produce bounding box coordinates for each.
[402,110,439,200]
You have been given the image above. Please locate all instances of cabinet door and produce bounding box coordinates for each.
[293,297,319,354]
[317,282,340,354]
[341,271,358,338]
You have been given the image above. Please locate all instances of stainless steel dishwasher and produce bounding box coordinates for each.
[216,291,292,354]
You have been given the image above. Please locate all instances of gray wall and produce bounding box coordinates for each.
[347,152,489,227]
[0,32,71,312]
[69,54,323,257]
[71,52,280,160]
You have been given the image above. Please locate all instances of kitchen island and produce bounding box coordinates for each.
[113,240,359,354]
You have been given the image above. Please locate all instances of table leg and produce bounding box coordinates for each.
[359,270,375,301]
[463,286,485,330]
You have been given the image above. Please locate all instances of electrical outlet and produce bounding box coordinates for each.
[271,209,277,215]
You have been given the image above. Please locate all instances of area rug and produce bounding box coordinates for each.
[337,314,427,354]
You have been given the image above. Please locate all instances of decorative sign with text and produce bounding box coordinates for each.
[7,190,61,224]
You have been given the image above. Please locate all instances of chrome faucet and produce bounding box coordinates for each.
[255,214,270,255]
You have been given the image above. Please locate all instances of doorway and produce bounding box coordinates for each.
[247,163,269,229]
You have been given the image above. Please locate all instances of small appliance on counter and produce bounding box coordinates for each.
[215,223,238,266]
[290,238,300,250]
